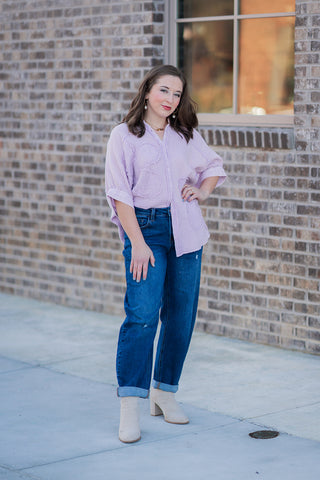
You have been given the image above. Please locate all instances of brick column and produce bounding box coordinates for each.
[295,0,320,156]
[292,0,320,350]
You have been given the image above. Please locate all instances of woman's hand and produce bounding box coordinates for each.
[130,241,155,282]
[181,177,220,204]
[181,184,209,203]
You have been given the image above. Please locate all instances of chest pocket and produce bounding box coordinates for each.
[134,143,161,169]
[132,143,163,198]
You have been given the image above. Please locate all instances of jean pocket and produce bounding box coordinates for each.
[136,215,150,229]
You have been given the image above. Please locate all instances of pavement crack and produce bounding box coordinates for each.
[20,447,126,471]
[245,400,320,420]
[39,352,102,367]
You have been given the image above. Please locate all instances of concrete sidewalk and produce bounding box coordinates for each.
[0,292,319,480]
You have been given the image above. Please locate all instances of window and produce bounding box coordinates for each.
[167,0,295,126]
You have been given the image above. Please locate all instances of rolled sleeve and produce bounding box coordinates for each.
[105,125,134,229]
[189,130,227,189]
[197,164,227,188]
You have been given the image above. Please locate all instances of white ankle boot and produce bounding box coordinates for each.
[150,387,189,424]
[119,396,141,443]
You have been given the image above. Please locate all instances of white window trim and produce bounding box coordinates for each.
[197,113,294,127]
[165,0,295,128]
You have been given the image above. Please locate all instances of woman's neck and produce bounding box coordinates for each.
[144,115,167,132]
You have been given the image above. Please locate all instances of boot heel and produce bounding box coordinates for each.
[149,387,189,424]
[150,400,162,416]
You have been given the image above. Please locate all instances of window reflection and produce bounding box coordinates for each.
[178,21,233,113]
[239,0,295,15]
[178,0,233,18]
[238,17,294,114]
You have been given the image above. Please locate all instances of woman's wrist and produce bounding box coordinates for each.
[198,188,210,202]
[131,237,147,249]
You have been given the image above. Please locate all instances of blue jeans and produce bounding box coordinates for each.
[117,207,202,398]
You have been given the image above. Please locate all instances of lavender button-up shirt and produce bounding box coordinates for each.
[105,122,226,256]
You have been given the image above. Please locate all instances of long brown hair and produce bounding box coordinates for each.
[123,65,198,142]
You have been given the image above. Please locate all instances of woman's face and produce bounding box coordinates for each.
[145,75,183,123]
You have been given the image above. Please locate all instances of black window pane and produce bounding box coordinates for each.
[178,21,233,113]
[178,0,234,18]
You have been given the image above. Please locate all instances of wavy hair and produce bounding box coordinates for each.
[123,65,198,143]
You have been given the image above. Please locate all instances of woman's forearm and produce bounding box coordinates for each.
[198,176,219,201]
[114,200,155,282]
[114,200,145,247]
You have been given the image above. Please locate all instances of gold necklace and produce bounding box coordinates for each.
[145,120,166,132]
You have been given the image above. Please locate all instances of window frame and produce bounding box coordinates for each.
[165,0,295,127]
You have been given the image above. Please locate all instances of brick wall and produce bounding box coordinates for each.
[0,0,165,312]
[0,0,319,354]
[196,145,320,353]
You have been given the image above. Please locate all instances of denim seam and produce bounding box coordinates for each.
[156,272,169,384]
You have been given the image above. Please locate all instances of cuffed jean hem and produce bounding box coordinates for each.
[152,380,178,393]
[117,386,149,398]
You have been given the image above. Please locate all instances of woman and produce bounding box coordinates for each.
[105,64,226,443]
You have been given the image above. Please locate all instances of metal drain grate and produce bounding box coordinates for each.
[249,430,280,439]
